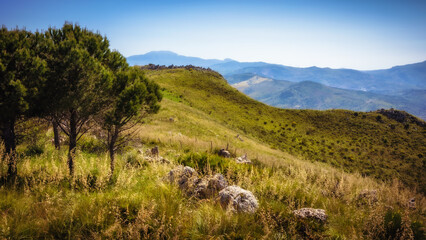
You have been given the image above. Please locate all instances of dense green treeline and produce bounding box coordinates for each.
[0,23,161,181]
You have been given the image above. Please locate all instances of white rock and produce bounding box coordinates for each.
[293,208,327,223]
[219,185,258,213]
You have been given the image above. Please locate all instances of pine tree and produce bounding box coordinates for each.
[0,27,47,181]
[44,23,113,176]
[101,67,162,175]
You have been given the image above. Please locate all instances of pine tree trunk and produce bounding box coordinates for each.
[68,110,77,176]
[52,119,60,150]
[108,127,119,175]
[4,118,17,182]
[109,142,115,175]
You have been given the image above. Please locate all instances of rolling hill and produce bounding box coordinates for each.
[142,67,426,193]
[127,51,426,119]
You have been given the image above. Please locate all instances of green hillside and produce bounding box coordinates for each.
[1,67,425,239]
[143,67,426,193]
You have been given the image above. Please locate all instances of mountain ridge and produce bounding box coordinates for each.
[128,51,426,119]
[232,74,426,119]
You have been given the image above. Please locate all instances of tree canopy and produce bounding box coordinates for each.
[102,67,162,174]
[0,27,47,180]
[0,23,162,178]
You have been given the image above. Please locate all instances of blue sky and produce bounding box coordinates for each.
[1,0,425,70]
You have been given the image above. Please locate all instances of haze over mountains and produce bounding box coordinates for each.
[127,51,426,119]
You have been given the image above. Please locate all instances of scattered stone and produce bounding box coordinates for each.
[168,168,259,212]
[193,178,209,198]
[235,154,251,164]
[219,185,259,213]
[168,166,198,192]
[408,198,416,209]
[168,167,227,199]
[293,208,327,223]
[208,173,228,192]
[218,149,231,158]
[235,134,244,141]
[151,146,159,157]
[194,173,228,198]
[144,156,170,164]
[357,189,378,204]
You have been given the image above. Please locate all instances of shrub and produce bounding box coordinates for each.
[24,144,44,156]
[364,209,420,239]
[79,136,105,154]
[124,151,146,168]
[177,152,230,174]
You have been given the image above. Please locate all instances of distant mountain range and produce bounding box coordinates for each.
[232,74,425,116]
[127,51,234,68]
[127,51,426,119]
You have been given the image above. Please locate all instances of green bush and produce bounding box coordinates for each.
[384,210,402,239]
[411,221,426,240]
[124,151,145,168]
[79,136,105,154]
[177,152,230,174]
[24,144,44,156]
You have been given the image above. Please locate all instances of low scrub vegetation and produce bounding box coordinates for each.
[144,68,426,193]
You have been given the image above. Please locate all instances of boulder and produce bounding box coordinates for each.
[193,178,209,198]
[168,167,229,199]
[219,185,258,213]
[194,173,228,199]
[408,198,416,209]
[235,154,251,164]
[168,166,198,191]
[357,189,378,204]
[218,149,231,158]
[293,208,327,223]
[144,156,170,164]
[208,173,228,192]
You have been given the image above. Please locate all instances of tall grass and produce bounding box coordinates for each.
[0,123,424,239]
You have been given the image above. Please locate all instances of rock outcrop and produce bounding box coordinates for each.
[235,154,251,164]
[193,173,228,199]
[293,208,327,223]
[168,166,227,199]
[218,149,231,158]
[168,166,198,191]
[357,189,378,204]
[168,167,258,214]
[219,185,258,213]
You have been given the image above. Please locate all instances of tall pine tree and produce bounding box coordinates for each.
[0,27,47,181]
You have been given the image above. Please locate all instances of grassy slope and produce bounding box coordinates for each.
[0,67,425,239]
[144,68,426,193]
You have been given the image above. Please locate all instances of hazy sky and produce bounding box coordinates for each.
[1,0,425,70]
